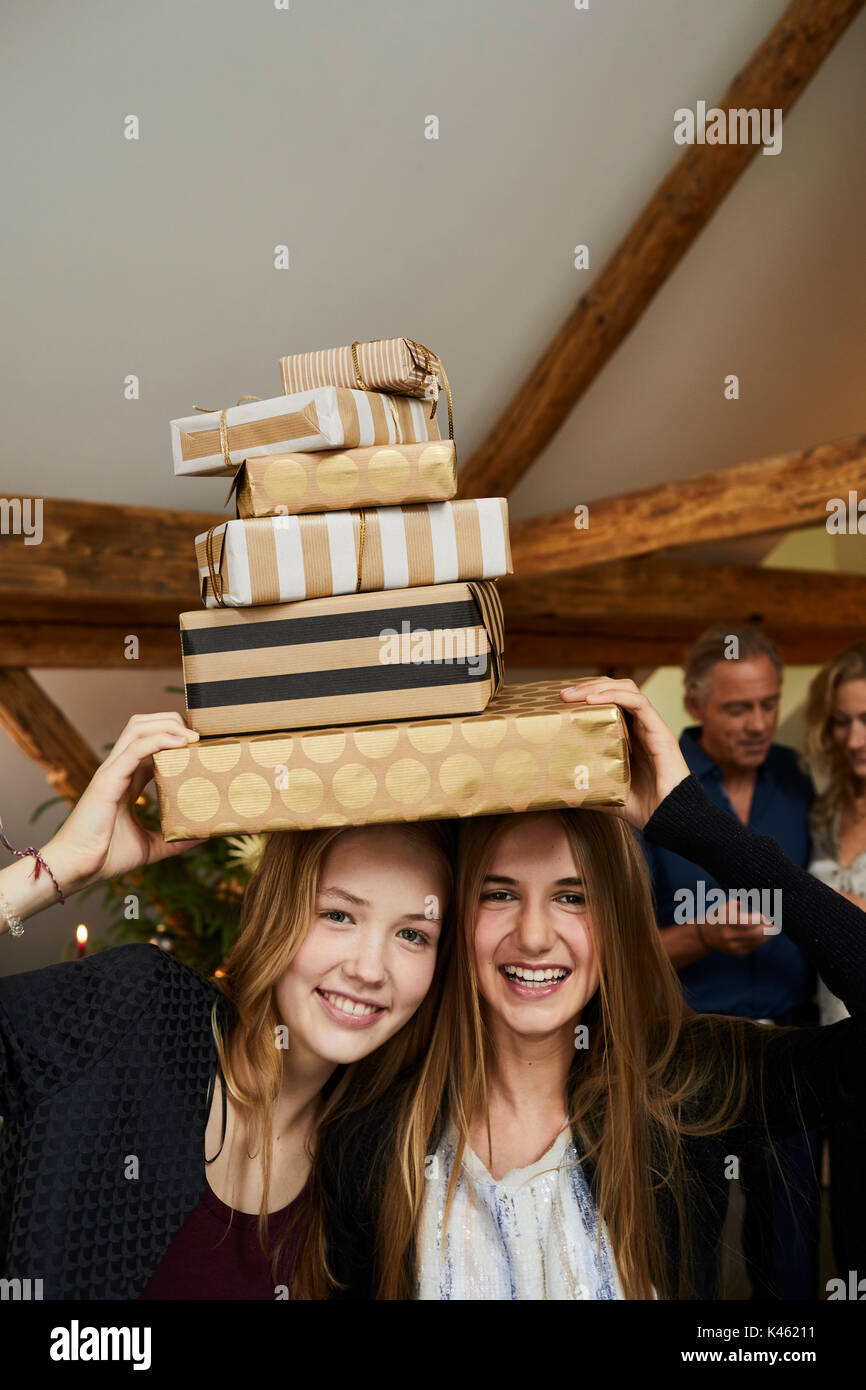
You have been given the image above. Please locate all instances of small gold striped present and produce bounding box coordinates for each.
[180,580,504,736]
[171,387,440,478]
[195,498,512,609]
[153,679,631,841]
[280,338,442,402]
[230,441,457,518]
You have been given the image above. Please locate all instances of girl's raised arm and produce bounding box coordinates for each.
[0,712,203,937]
[562,679,866,1139]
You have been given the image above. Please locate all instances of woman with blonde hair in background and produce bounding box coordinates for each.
[0,711,456,1300]
[315,679,866,1300]
[804,640,866,1277]
[805,641,866,1017]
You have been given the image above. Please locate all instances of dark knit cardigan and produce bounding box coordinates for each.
[0,775,863,1299]
[0,940,235,1299]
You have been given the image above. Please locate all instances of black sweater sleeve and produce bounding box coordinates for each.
[643,774,866,1134]
[0,944,223,1120]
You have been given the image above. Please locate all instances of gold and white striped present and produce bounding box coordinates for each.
[195,498,512,609]
[279,338,442,402]
[171,387,440,478]
[180,580,505,736]
[229,441,457,518]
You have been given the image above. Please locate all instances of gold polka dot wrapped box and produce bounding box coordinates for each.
[230,441,457,517]
[153,679,630,841]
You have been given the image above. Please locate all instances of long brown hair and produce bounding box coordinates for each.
[804,641,866,839]
[371,809,760,1300]
[209,819,456,1292]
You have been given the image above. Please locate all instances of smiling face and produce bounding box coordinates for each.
[472,814,599,1042]
[273,825,448,1067]
[830,677,866,784]
[687,654,781,771]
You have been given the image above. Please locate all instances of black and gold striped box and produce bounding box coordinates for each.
[180,580,504,736]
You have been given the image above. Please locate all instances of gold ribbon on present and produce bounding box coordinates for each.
[193,396,263,475]
[355,509,367,593]
[466,579,505,694]
[204,524,226,607]
[404,338,454,441]
[350,340,453,442]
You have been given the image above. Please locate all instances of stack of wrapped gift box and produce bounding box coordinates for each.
[154,337,629,840]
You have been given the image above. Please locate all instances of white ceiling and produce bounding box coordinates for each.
[4,0,865,528]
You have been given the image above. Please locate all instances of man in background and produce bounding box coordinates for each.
[644,624,821,1300]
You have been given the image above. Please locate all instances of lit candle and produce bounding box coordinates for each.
[75,924,88,959]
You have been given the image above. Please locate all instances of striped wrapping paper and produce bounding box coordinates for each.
[280,338,442,402]
[195,498,511,608]
[230,441,458,517]
[180,580,504,736]
[171,387,440,477]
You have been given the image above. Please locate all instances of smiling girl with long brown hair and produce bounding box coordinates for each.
[0,711,456,1300]
[315,679,866,1300]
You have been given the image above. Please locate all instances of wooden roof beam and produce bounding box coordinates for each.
[509,434,866,575]
[0,623,181,668]
[0,496,217,622]
[458,0,866,500]
[506,625,866,669]
[499,555,866,629]
[0,669,99,800]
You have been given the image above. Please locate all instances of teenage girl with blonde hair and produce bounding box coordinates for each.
[0,711,455,1299]
[804,641,866,1279]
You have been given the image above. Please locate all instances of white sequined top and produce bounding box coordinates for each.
[416,1121,626,1300]
[809,815,866,1025]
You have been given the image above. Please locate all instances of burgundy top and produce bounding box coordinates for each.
[139,1181,311,1300]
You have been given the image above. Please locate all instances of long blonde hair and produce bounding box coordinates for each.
[371,809,759,1299]
[210,819,456,1291]
[804,641,866,839]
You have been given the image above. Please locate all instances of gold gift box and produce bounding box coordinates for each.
[180,580,504,736]
[280,338,442,402]
[170,387,440,477]
[153,680,630,841]
[229,441,458,517]
[196,498,511,608]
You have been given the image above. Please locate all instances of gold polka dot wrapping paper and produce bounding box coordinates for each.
[229,441,457,518]
[153,679,630,841]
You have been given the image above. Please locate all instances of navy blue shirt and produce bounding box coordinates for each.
[643,727,815,1019]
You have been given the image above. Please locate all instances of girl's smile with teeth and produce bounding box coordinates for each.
[315,987,387,1028]
[501,964,570,982]
[498,963,573,996]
